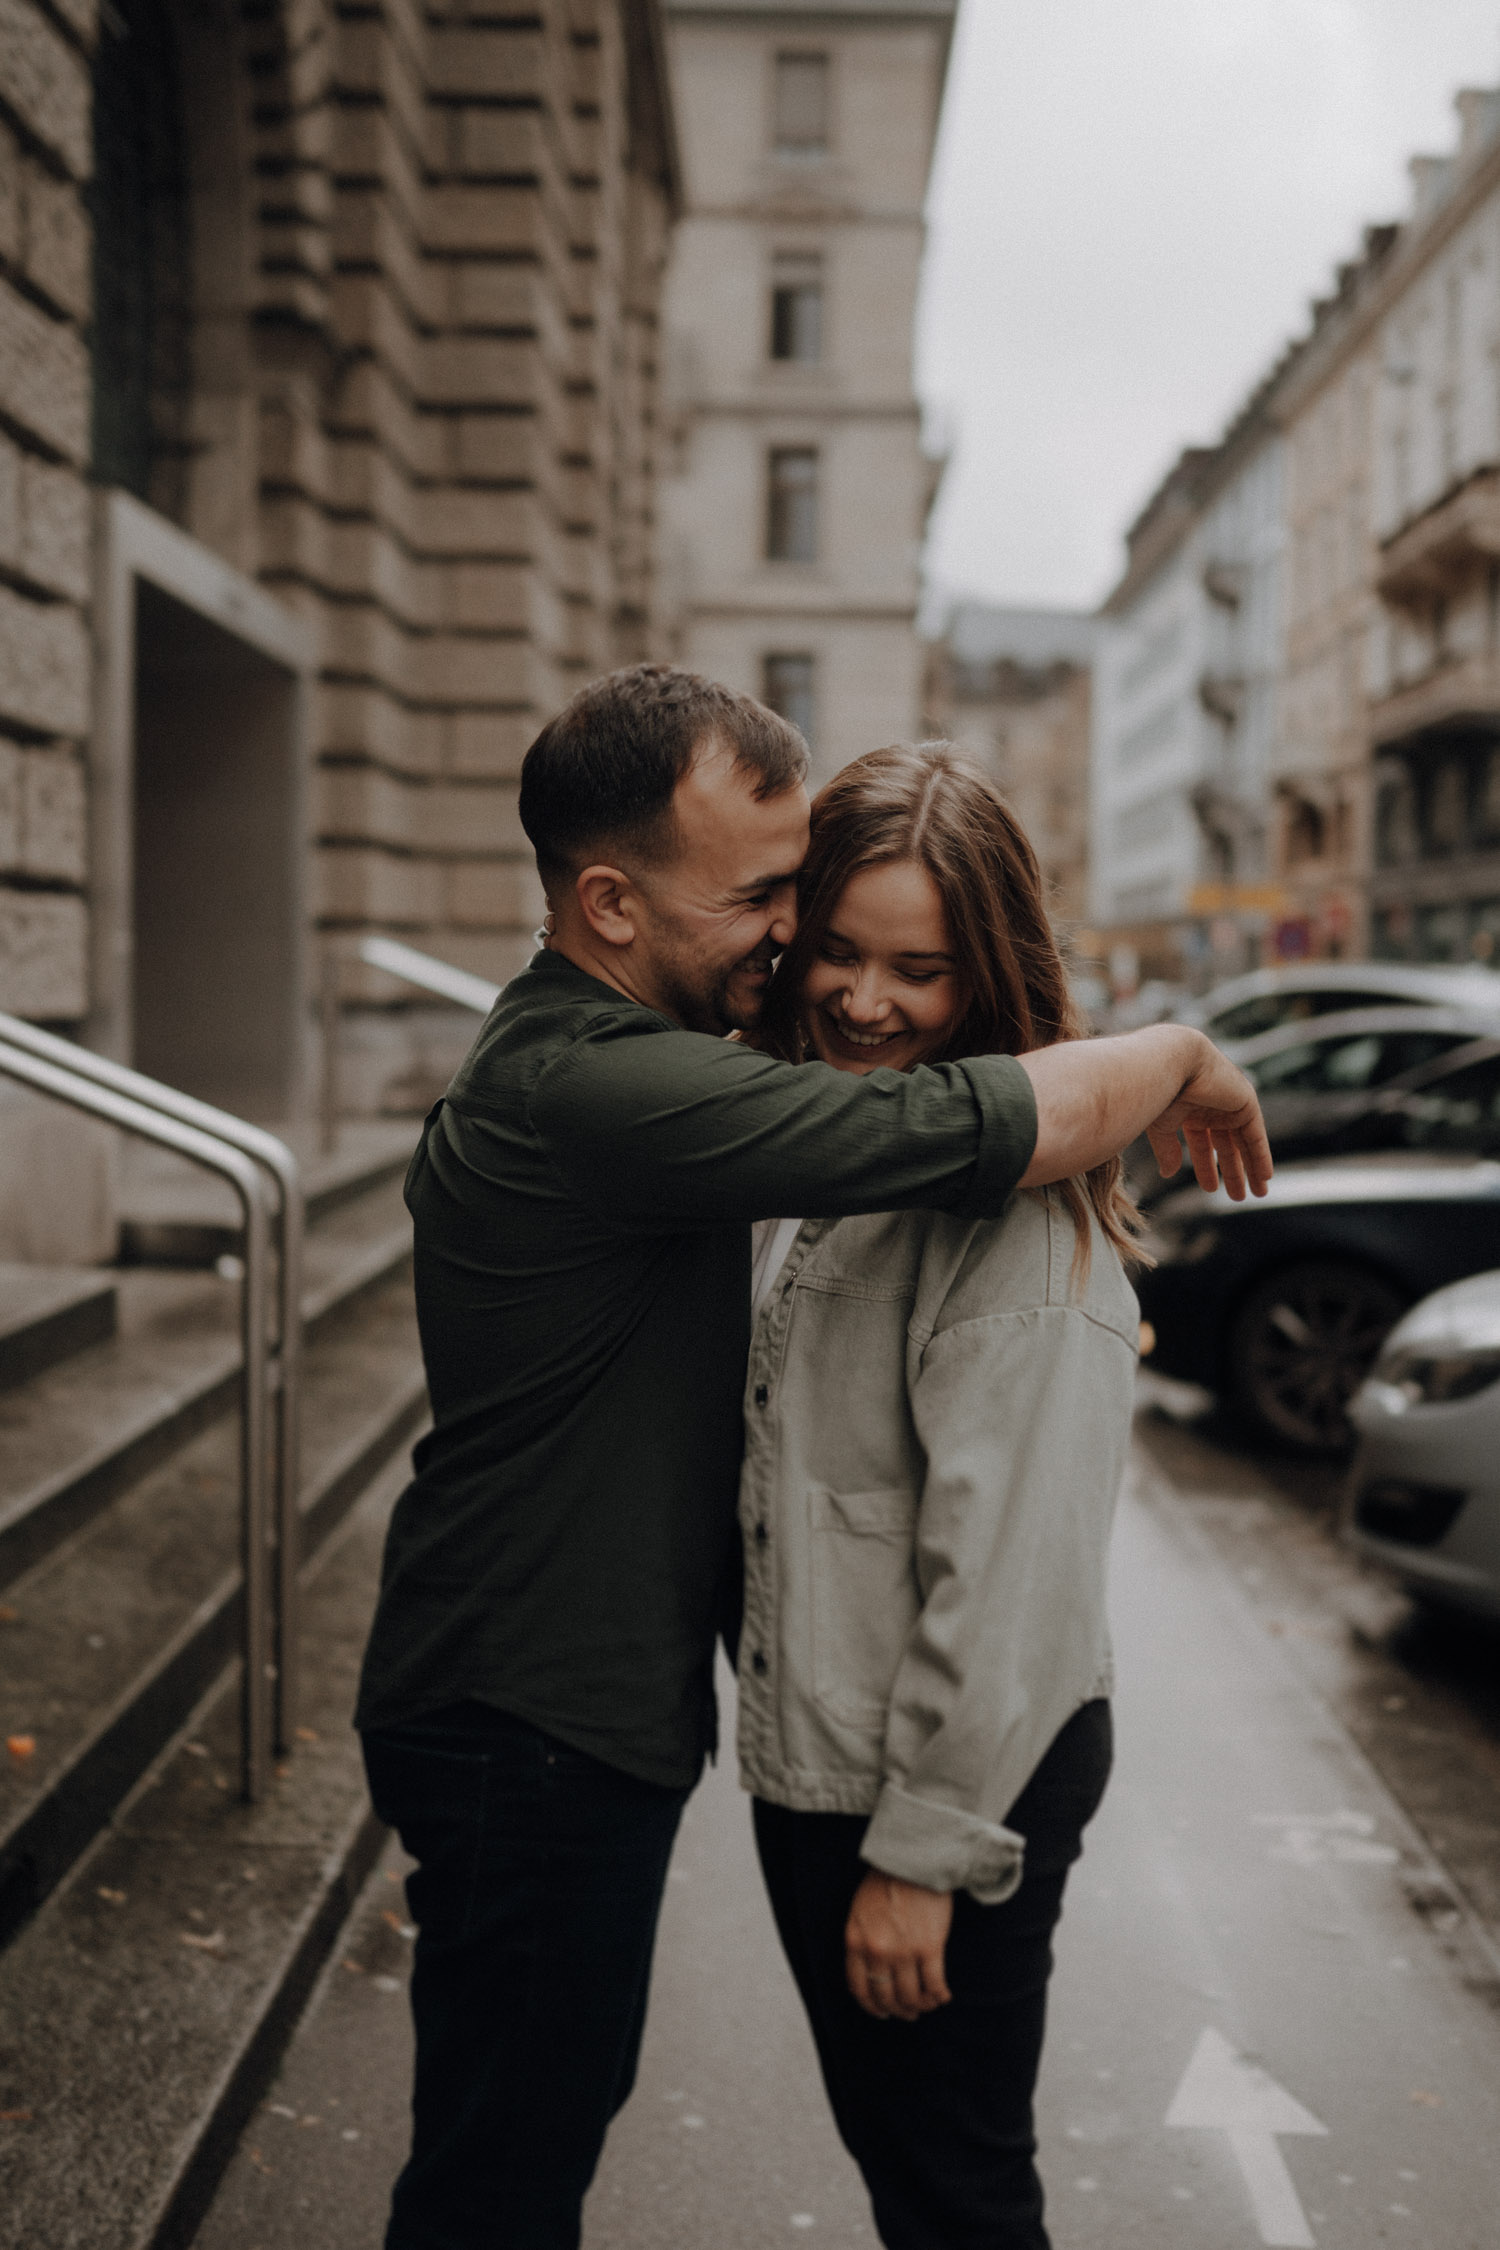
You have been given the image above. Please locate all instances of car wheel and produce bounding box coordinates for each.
[1228,1260,1407,1455]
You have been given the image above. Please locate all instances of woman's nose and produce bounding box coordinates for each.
[841,970,889,1023]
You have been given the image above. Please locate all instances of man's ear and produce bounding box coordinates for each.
[574,863,638,950]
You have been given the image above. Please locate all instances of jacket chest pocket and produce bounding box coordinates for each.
[808,1486,920,1732]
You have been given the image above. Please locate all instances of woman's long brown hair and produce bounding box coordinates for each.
[759,741,1147,1278]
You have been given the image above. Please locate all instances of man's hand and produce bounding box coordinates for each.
[1144,1033,1272,1202]
[845,1870,953,2022]
[1019,1024,1272,1202]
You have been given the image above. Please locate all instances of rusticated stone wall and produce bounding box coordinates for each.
[0,0,677,1115]
[0,0,94,1020]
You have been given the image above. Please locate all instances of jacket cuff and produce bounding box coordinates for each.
[861,1780,1026,1905]
[955,1056,1037,1220]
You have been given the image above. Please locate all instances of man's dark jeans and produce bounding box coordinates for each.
[362,1702,687,2250]
[753,1699,1113,2250]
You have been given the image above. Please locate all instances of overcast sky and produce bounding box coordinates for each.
[917,0,1500,613]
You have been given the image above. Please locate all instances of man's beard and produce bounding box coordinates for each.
[659,939,777,1037]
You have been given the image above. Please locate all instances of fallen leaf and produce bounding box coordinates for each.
[185,1742,209,1759]
[294,1726,320,1743]
[1410,2090,1441,2107]
[5,1736,35,1762]
[97,1887,127,1906]
[0,1606,17,1624]
[0,2109,33,2123]
[268,2104,296,2120]
[180,1928,226,1953]
[341,1957,365,1974]
[381,1910,416,1939]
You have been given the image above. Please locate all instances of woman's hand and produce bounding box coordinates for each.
[845,1870,953,2021]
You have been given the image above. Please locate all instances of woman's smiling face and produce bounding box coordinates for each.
[801,858,963,1075]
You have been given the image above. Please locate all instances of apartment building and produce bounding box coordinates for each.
[1089,374,1291,990]
[1272,230,1397,962]
[657,0,951,775]
[923,601,1095,930]
[0,0,678,1251]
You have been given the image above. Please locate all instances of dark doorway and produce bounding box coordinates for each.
[132,577,303,1117]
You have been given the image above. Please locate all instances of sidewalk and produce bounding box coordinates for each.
[195,1449,1500,2249]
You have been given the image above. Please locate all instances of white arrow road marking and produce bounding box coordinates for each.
[1166,2027,1328,2248]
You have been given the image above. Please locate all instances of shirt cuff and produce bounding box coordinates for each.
[861,1779,1026,1906]
[955,1055,1037,1220]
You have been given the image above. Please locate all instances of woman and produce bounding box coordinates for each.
[739,742,1144,2250]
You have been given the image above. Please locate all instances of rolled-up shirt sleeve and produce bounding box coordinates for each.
[860,1299,1135,1903]
[529,1015,1037,1229]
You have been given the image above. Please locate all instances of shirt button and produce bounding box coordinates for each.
[753,1384,769,1407]
[754,1522,768,1546]
[751,1649,768,1675]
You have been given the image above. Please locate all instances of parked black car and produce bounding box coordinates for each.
[1237,1012,1500,1165]
[1137,1154,1500,1454]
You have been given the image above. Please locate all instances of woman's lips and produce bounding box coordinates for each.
[821,1014,903,1052]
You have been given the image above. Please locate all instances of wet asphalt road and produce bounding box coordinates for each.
[194,1414,1500,2250]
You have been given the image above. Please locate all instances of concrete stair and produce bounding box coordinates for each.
[0,1126,426,2249]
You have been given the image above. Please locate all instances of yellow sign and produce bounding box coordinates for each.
[1185,884,1289,916]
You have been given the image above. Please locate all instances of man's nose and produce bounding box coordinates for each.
[768,891,798,949]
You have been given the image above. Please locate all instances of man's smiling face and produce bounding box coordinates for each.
[627,737,810,1036]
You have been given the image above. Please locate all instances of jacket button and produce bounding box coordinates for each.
[751,1649,768,1675]
[753,1384,768,1407]
[754,1521,768,1546]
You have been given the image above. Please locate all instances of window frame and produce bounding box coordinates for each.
[772,49,832,159]
[766,445,820,565]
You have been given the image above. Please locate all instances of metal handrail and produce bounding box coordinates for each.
[0,1038,276,1800]
[358,934,500,1013]
[0,1012,304,1753]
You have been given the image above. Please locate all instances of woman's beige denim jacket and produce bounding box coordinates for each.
[736,1187,1139,1904]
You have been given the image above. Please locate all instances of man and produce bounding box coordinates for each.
[356,664,1269,2250]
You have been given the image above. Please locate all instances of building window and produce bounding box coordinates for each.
[763,653,816,743]
[770,253,823,363]
[774,52,829,156]
[767,448,819,562]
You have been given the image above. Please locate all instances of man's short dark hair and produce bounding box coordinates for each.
[518,663,809,886]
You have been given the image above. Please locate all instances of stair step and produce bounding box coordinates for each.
[0,1267,424,1950]
[118,1122,416,1267]
[0,1174,413,1594]
[0,1447,410,2250]
[0,1264,116,1393]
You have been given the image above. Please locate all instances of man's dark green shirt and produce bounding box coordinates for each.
[355,950,1038,1789]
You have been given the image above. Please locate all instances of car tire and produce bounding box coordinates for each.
[1227,1259,1407,1455]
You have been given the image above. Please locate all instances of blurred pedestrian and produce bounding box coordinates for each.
[741,743,1145,2250]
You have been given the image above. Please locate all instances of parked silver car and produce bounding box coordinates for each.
[1182,962,1500,1048]
[1347,1271,1500,1619]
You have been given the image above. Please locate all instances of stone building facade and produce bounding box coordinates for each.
[656,0,950,777]
[0,0,678,1198]
[1272,228,1396,963]
[922,601,1095,932]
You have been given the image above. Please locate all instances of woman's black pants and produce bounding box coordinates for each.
[753,1698,1113,2250]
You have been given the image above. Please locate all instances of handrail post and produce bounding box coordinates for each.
[0,1012,305,1755]
[0,1037,279,1801]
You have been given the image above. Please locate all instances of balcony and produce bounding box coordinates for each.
[1376,465,1500,608]
[1369,649,1500,744]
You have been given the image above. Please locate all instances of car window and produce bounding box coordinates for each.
[1381,1030,1471,1080]
[1248,1028,1470,1097]
[1208,989,1395,1041]
[1250,1033,1384,1093]
[1400,1052,1500,1151]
